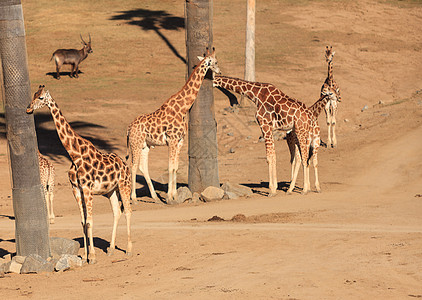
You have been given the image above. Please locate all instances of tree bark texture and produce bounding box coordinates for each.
[185,0,219,193]
[0,0,50,258]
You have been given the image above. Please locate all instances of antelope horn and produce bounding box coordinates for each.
[80,34,87,45]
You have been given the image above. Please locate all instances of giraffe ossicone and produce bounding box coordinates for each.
[27,85,133,264]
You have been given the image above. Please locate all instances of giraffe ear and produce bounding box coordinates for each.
[197,56,205,61]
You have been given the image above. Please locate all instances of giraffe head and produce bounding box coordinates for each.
[321,85,339,102]
[325,45,335,63]
[197,47,221,75]
[26,85,51,114]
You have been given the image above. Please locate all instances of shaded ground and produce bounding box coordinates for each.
[0,0,421,299]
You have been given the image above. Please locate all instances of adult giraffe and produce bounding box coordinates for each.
[27,86,132,264]
[213,75,336,195]
[127,48,220,203]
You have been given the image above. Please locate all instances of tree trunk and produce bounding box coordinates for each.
[240,0,256,107]
[0,0,50,258]
[186,0,219,193]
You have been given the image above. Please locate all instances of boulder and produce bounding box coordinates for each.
[221,182,253,198]
[55,254,83,272]
[50,237,80,258]
[201,186,225,202]
[170,186,192,204]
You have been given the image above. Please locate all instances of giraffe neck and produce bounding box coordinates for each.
[213,75,263,105]
[168,58,210,114]
[45,96,84,161]
[327,60,334,86]
[309,95,330,119]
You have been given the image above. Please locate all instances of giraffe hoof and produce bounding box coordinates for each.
[301,190,308,195]
[126,251,133,257]
[268,192,277,197]
[88,258,97,265]
[286,190,293,195]
[49,219,55,224]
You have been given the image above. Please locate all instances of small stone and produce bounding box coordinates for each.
[344,119,349,123]
[361,105,368,112]
[229,148,235,153]
[20,254,54,274]
[13,256,26,264]
[190,192,202,203]
[258,136,265,143]
[201,186,225,202]
[55,254,83,272]
[245,135,252,140]
[379,100,385,105]
[227,132,234,136]
[8,260,22,274]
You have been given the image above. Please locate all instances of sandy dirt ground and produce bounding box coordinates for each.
[1,0,422,299]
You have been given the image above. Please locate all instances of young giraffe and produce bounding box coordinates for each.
[213,75,335,195]
[38,151,55,224]
[321,45,342,148]
[27,86,132,264]
[285,89,338,194]
[127,48,220,203]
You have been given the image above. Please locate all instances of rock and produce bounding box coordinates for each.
[201,186,225,202]
[227,132,234,137]
[207,215,225,222]
[221,182,253,198]
[20,254,54,274]
[55,254,83,272]
[229,148,235,153]
[344,118,349,123]
[224,191,239,199]
[379,100,385,105]
[171,186,192,204]
[361,105,368,112]
[13,256,26,264]
[190,192,201,204]
[8,260,22,274]
[50,237,80,258]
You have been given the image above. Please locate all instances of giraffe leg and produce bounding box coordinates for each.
[167,139,183,203]
[312,137,321,193]
[325,103,333,147]
[300,141,311,195]
[261,126,277,196]
[107,190,122,256]
[81,188,96,264]
[118,175,133,256]
[139,146,159,202]
[331,101,338,148]
[287,144,301,195]
[71,185,86,262]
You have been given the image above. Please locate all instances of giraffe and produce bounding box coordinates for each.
[213,75,336,196]
[127,48,220,203]
[38,151,55,224]
[285,89,338,194]
[27,85,132,264]
[321,45,342,148]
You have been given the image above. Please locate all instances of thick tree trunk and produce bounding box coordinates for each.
[186,0,219,193]
[0,0,50,258]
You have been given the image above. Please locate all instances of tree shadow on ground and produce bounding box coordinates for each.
[109,8,186,64]
[33,112,117,161]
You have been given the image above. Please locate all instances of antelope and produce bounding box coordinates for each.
[51,34,92,79]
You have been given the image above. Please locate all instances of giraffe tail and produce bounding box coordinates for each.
[125,127,131,162]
